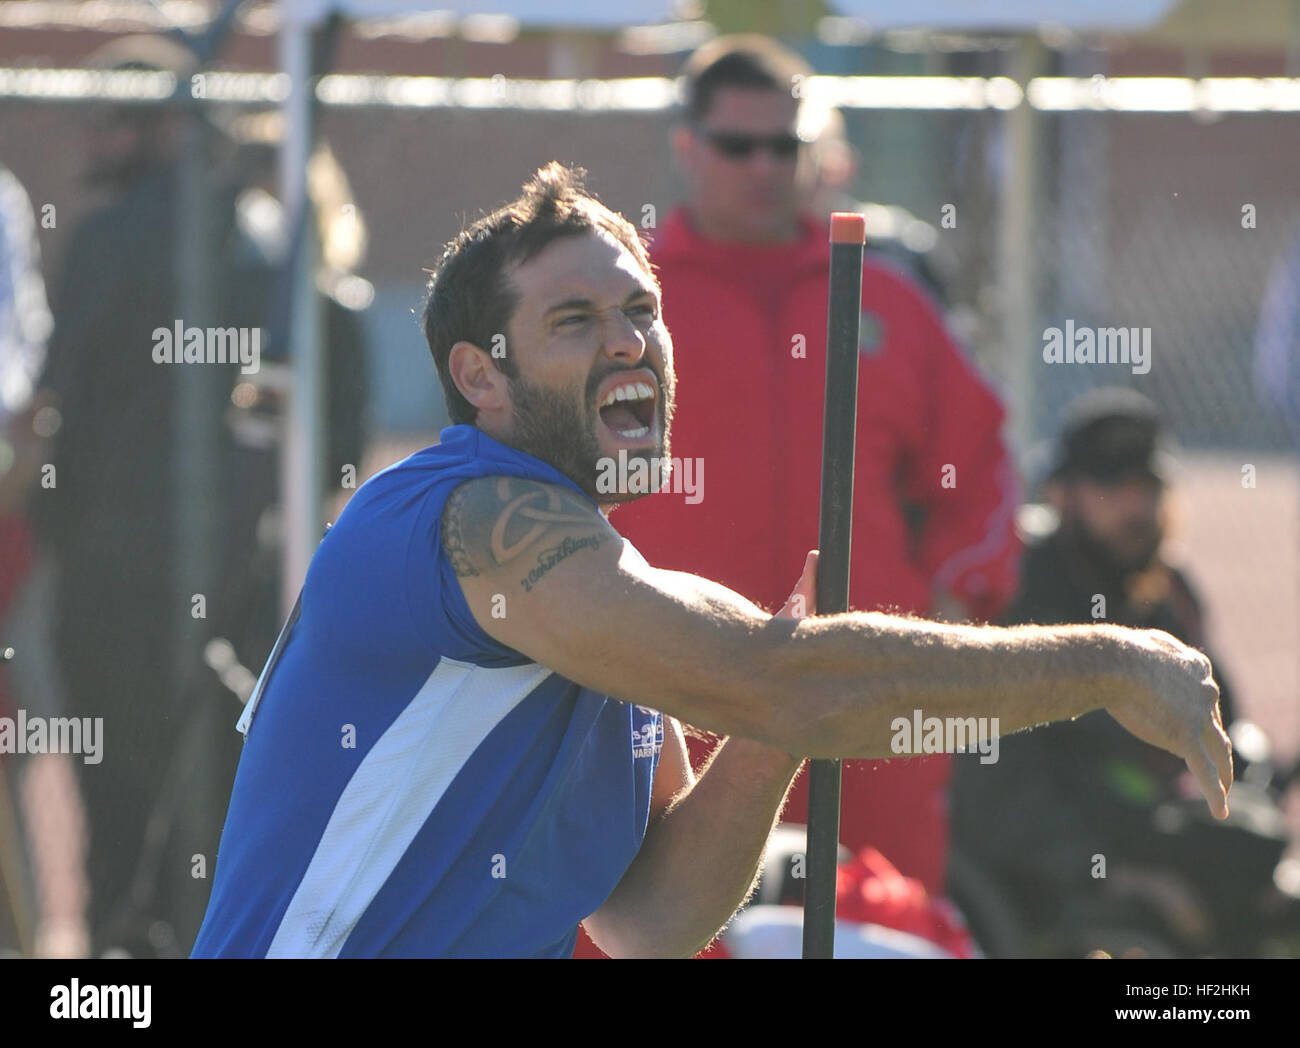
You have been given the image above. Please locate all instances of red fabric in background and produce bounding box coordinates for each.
[836,845,975,958]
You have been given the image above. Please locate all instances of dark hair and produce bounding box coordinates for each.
[422,162,655,426]
[680,34,812,124]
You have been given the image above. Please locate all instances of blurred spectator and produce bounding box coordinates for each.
[948,387,1289,956]
[0,160,90,957]
[33,34,243,955]
[604,35,1019,945]
[34,35,367,954]
[213,111,371,678]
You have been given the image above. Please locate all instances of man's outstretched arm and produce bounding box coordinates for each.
[443,475,1231,816]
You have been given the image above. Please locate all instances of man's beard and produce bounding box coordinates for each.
[506,367,673,503]
[1063,513,1163,581]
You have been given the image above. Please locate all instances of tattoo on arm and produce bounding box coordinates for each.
[442,483,480,578]
[520,534,602,592]
[489,477,594,562]
[442,476,604,587]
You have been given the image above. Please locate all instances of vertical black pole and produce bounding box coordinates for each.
[802,212,865,959]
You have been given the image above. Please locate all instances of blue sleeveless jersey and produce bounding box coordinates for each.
[191,425,662,958]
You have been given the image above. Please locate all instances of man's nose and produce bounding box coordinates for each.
[601,309,647,362]
[1115,480,1160,516]
[748,149,784,176]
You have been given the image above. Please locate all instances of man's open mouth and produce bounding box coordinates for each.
[597,376,657,439]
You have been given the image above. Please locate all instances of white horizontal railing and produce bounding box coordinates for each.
[4,69,1300,112]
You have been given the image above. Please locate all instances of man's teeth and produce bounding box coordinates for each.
[615,425,650,438]
[600,381,655,408]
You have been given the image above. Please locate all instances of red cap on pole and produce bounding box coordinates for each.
[829,212,866,245]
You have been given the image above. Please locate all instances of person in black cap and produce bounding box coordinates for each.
[948,387,1293,957]
[1017,386,1195,643]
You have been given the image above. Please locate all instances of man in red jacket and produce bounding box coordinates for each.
[610,36,1020,900]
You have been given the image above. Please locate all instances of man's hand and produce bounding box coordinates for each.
[778,550,818,622]
[1106,628,1233,819]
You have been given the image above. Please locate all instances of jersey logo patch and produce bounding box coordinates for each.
[632,716,664,759]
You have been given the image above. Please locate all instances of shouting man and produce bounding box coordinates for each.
[191,165,1230,959]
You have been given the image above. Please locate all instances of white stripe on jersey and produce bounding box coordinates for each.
[266,657,551,958]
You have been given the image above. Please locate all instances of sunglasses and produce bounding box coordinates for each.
[695,127,802,160]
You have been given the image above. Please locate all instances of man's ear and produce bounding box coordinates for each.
[449,340,509,419]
